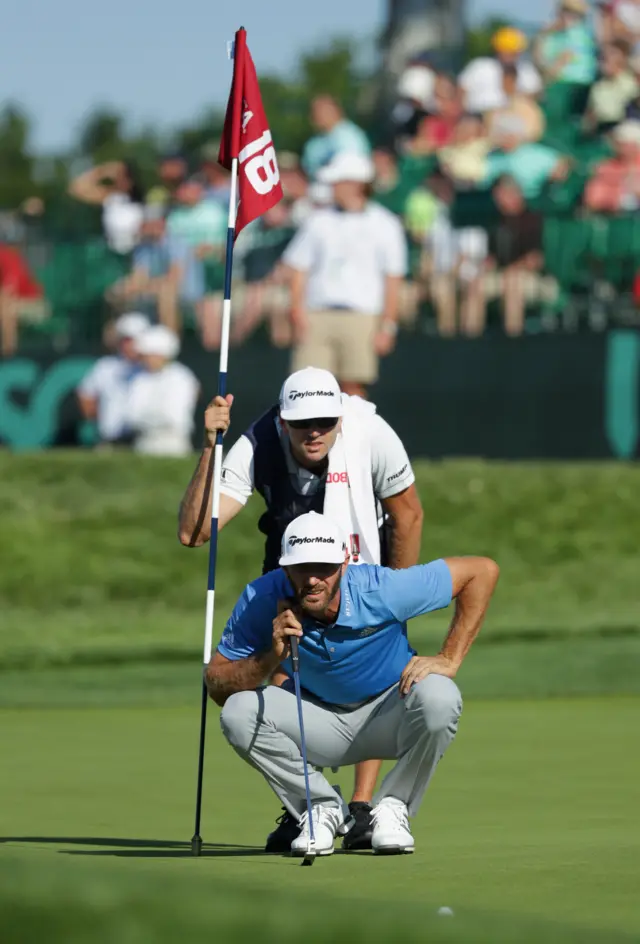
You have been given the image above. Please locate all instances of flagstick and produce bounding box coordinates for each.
[191,155,239,858]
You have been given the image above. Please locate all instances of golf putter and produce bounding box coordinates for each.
[290,635,316,866]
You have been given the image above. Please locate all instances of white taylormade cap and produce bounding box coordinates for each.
[279,367,343,421]
[279,512,347,567]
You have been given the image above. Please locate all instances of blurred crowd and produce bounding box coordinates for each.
[3,1,640,364]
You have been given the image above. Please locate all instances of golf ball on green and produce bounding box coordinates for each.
[437,906,454,917]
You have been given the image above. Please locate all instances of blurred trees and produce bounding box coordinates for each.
[464,18,509,62]
[0,26,501,212]
[0,106,37,208]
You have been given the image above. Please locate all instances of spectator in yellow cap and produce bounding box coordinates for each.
[493,26,530,59]
[459,26,542,115]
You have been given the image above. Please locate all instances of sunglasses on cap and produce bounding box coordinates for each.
[287,417,339,431]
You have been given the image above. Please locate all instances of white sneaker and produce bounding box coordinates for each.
[290,803,346,857]
[371,797,414,854]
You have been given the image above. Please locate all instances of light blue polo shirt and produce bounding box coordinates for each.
[217,561,453,705]
[483,143,561,199]
[301,120,372,179]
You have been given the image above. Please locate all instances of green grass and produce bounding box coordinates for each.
[2,698,640,942]
[1,453,639,679]
[2,452,639,940]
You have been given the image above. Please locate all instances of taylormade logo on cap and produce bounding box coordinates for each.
[288,389,337,401]
[279,367,344,422]
[279,511,346,567]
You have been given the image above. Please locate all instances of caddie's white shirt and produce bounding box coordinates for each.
[282,203,408,315]
[220,411,415,507]
[459,57,542,113]
[126,362,199,456]
[77,356,141,441]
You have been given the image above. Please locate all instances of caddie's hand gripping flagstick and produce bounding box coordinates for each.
[190,26,284,858]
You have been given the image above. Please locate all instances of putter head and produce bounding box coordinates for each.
[301,840,316,867]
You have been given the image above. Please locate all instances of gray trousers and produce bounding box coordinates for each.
[220,674,462,820]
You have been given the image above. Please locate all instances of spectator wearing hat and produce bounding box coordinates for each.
[76,312,150,447]
[126,325,200,456]
[391,64,437,151]
[282,152,407,399]
[458,27,542,115]
[301,96,371,179]
[584,119,640,210]
[535,0,597,118]
[586,41,639,131]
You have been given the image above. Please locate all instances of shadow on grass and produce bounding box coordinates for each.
[0,836,266,858]
[0,836,373,860]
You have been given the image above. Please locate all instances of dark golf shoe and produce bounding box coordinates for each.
[265,808,300,853]
[341,801,373,851]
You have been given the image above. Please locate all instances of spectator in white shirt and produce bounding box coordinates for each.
[76,312,150,447]
[126,325,200,456]
[282,152,408,399]
[459,27,542,115]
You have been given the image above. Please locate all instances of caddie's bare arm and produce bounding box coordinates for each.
[206,607,303,707]
[178,394,242,546]
[381,484,424,569]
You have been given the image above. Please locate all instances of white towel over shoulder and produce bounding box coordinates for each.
[323,394,381,565]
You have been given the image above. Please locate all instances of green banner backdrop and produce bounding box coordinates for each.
[1,332,639,459]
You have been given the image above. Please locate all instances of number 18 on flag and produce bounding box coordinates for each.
[218,27,283,238]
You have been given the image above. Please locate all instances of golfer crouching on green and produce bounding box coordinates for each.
[206,511,499,856]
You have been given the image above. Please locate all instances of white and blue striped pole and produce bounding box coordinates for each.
[191,88,239,857]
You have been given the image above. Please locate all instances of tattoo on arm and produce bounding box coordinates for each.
[205,652,278,707]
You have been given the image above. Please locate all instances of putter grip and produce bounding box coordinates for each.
[290,634,300,672]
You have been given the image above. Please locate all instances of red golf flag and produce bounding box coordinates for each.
[218,28,283,238]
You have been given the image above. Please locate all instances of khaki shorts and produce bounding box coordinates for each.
[291,311,380,384]
[483,271,559,303]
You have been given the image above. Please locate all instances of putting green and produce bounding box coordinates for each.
[2,697,639,942]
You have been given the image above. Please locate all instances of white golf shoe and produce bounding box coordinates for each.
[371,797,415,855]
[290,803,349,857]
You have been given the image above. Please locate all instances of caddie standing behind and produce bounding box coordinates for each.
[178,366,424,851]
